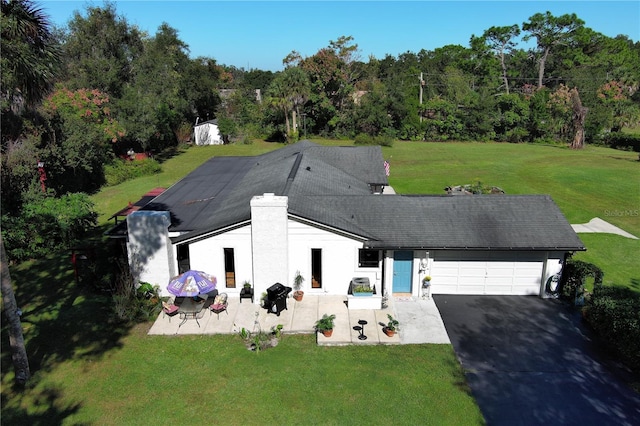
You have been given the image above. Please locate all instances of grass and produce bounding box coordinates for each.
[3,139,639,423]
[381,141,639,289]
[1,253,481,425]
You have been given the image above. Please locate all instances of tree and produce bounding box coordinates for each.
[422,96,464,141]
[0,0,60,112]
[596,80,640,132]
[481,25,520,94]
[522,11,585,88]
[116,22,192,151]
[547,84,588,147]
[494,93,530,142]
[62,2,143,98]
[300,36,359,135]
[42,87,124,193]
[2,192,98,262]
[1,0,61,199]
[570,88,587,149]
[1,234,30,387]
[547,84,575,143]
[266,73,293,140]
[281,66,310,139]
[353,81,393,137]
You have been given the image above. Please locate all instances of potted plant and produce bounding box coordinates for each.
[292,270,305,301]
[240,280,253,302]
[383,314,399,337]
[314,313,336,337]
[422,276,431,287]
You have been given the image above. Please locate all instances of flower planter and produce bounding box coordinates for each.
[352,291,373,297]
[383,327,396,337]
[347,294,382,309]
[293,290,304,301]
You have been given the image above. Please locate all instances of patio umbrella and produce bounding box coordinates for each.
[167,270,217,297]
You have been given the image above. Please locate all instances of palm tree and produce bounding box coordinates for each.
[0,0,59,387]
[1,234,30,386]
[267,76,293,139]
[1,0,60,112]
[267,67,311,141]
[282,67,311,138]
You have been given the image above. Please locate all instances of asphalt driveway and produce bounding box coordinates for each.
[434,295,640,426]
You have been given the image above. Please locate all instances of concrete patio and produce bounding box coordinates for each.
[148,294,450,346]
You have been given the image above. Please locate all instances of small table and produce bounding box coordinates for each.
[353,319,368,340]
[177,298,205,327]
[240,287,254,303]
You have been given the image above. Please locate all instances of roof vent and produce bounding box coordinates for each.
[306,166,311,171]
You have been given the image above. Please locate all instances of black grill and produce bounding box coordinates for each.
[265,282,292,316]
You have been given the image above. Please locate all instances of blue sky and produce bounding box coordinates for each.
[42,1,640,71]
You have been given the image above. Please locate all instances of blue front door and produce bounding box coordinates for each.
[393,251,413,293]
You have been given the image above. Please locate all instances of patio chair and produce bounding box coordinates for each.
[162,301,179,321]
[209,293,228,319]
[203,289,219,309]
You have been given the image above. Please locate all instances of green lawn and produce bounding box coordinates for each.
[381,141,639,289]
[3,139,639,423]
[1,254,482,425]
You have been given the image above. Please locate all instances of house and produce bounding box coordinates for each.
[194,119,223,145]
[118,141,585,307]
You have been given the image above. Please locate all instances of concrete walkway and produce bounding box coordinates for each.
[572,217,638,239]
[148,294,450,346]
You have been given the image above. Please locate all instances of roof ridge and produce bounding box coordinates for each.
[283,152,303,195]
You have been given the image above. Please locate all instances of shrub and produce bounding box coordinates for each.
[558,260,603,302]
[2,193,98,262]
[583,286,640,372]
[353,133,394,147]
[354,133,374,145]
[602,132,640,153]
[105,158,162,186]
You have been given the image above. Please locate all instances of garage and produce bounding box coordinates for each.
[430,251,546,295]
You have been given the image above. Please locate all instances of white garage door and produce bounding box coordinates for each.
[430,251,545,295]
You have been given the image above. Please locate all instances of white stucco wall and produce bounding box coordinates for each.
[288,219,380,296]
[186,225,253,293]
[171,217,381,304]
[126,211,174,295]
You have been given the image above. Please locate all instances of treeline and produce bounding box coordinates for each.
[1,1,639,261]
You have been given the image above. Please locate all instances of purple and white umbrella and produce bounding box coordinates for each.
[167,270,217,297]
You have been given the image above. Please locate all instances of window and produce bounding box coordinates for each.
[224,248,235,288]
[359,249,380,268]
[311,248,322,288]
[177,244,190,274]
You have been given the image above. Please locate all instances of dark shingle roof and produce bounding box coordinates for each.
[141,140,582,251]
[289,194,585,250]
[150,140,386,237]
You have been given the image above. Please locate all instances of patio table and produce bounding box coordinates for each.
[176,298,206,327]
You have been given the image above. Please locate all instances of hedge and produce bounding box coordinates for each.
[583,286,640,372]
[104,158,162,186]
[602,132,640,153]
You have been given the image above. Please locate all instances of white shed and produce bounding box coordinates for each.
[194,119,223,145]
